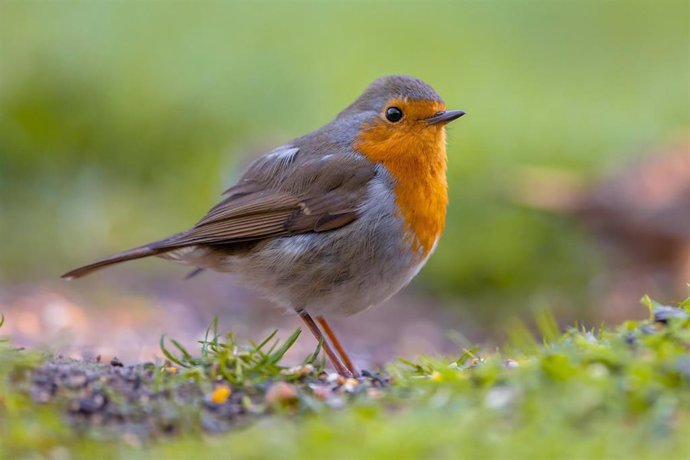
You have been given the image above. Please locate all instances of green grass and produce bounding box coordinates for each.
[2,296,690,459]
[159,319,324,385]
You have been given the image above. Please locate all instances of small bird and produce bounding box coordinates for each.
[63,75,465,377]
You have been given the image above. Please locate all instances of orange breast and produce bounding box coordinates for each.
[354,104,448,255]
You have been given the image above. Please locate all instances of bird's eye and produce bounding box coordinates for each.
[385,107,404,123]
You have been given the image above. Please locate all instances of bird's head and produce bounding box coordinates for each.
[341,75,464,163]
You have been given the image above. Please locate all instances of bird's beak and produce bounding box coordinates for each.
[425,110,466,125]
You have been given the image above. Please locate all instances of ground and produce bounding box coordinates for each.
[2,296,690,459]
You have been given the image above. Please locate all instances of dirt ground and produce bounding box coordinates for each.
[0,268,478,369]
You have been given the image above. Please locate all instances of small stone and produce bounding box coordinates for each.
[370,376,385,388]
[623,333,637,345]
[326,373,346,386]
[309,384,333,400]
[505,359,520,369]
[62,371,88,389]
[342,378,359,392]
[71,392,107,414]
[265,382,298,407]
[280,364,314,377]
[654,306,690,324]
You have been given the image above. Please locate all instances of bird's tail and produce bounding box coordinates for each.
[61,243,175,280]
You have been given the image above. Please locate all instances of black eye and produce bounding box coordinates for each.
[385,107,403,123]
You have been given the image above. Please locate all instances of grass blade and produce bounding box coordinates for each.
[171,339,195,365]
[267,328,301,365]
[255,329,278,352]
[304,336,323,365]
[201,317,219,359]
[159,335,189,368]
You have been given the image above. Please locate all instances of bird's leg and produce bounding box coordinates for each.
[297,310,353,378]
[316,316,360,378]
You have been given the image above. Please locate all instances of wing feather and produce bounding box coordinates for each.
[157,150,376,249]
[62,144,377,279]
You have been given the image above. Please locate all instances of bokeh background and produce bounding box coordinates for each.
[1,1,688,365]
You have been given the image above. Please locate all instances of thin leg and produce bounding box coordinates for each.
[298,310,352,378]
[316,317,360,378]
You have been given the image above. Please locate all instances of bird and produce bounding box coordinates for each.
[62,75,465,378]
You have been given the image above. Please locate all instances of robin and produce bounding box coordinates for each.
[63,75,465,378]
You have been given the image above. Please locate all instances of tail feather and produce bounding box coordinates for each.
[61,244,173,280]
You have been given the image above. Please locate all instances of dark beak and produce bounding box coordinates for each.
[425,110,466,125]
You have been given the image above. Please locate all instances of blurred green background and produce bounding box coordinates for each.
[1,1,688,324]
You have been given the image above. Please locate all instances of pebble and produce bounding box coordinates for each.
[61,371,88,389]
[342,378,359,393]
[309,384,333,400]
[24,357,390,442]
[265,381,299,407]
[280,364,314,377]
[505,359,520,369]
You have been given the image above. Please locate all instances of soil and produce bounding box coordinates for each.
[26,355,389,442]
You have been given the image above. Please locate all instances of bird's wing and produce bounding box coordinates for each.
[61,145,376,280]
[157,146,376,248]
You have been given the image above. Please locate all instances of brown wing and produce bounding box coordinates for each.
[62,148,376,279]
[163,152,376,246]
